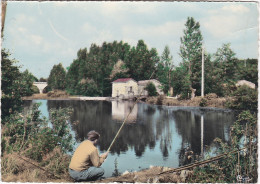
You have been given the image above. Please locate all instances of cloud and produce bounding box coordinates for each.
[30,35,43,45]
[222,4,250,13]
[122,21,184,39]
[201,4,257,39]
[82,23,97,33]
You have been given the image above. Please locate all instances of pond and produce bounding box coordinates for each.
[23,99,235,178]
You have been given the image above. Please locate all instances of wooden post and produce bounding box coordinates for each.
[201,46,204,97]
[201,114,204,156]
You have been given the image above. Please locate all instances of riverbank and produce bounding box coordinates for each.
[23,92,229,109]
[1,152,192,183]
[22,93,109,101]
[145,94,229,109]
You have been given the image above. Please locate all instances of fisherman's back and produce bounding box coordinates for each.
[69,140,96,171]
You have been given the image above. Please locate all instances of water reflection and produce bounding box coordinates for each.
[112,101,137,123]
[23,100,235,173]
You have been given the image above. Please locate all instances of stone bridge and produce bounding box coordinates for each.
[33,82,48,94]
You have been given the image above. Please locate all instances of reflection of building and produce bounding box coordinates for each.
[138,79,163,96]
[112,78,138,98]
[112,101,137,123]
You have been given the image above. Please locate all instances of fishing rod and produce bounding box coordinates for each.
[159,146,257,175]
[107,71,156,152]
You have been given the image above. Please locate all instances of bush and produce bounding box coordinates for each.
[2,103,74,162]
[32,85,40,94]
[199,98,207,107]
[47,90,69,98]
[156,95,164,105]
[145,82,158,96]
[205,93,218,100]
[226,85,257,111]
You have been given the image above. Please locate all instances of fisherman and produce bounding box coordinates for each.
[69,130,109,181]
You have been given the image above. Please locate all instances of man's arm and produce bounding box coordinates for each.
[90,149,108,167]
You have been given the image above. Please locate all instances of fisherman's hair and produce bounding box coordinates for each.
[87,130,100,141]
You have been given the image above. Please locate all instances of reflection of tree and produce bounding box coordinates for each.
[47,101,173,158]
[173,109,235,166]
[111,158,121,177]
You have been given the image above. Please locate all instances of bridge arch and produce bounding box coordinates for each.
[33,82,48,94]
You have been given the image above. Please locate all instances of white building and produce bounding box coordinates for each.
[112,78,138,98]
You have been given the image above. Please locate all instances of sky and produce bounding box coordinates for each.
[2,1,259,79]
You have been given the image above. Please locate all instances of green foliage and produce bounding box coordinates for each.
[226,86,257,111]
[145,82,158,96]
[1,49,23,120]
[213,43,239,83]
[125,40,159,81]
[172,64,191,99]
[180,17,203,65]
[39,77,47,82]
[199,97,207,107]
[66,41,131,96]
[180,17,203,90]
[66,40,159,97]
[157,45,173,94]
[236,59,258,87]
[32,85,40,93]
[48,63,66,90]
[176,17,203,98]
[20,69,37,96]
[2,103,74,162]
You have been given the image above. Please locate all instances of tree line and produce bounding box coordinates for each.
[46,17,257,99]
[2,16,257,109]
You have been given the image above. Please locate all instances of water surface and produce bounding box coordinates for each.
[23,100,235,177]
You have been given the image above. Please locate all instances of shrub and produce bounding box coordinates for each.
[32,85,40,94]
[2,103,74,162]
[199,98,207,107]
[205,93,218,100]
[226,85,257,111]
[145,82,158,96]
[156,95,164,105]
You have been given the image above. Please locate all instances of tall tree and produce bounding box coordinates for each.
[48,63,66,90]
[213,43,238,83]
[157,45,174,94]
[125,40,159,81]
[179,17,203,97]
[1,49,23,120]
[1,50,36,120]
[20,69,37,96]
[172,63,190,98]
[236,58,258,87]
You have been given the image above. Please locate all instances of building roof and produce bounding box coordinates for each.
[112,78,135,83]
